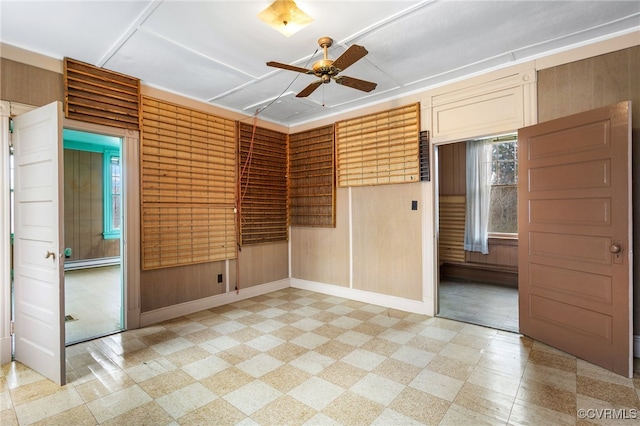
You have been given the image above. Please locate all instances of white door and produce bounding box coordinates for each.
[13,101,65,385]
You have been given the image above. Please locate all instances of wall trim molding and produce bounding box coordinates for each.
[139,279,290,327]
[290,278,430,316]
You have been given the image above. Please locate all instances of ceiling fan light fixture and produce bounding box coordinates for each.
[258,0,313,37]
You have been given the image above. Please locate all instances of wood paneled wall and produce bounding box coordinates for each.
[1,58,63,106]
[437,142,466,196]
[537,45,640,331]
[63,149,120,261]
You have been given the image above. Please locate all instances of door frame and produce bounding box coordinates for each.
[0,100,141,365]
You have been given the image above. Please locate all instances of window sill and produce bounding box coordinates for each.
[488,233,517,240]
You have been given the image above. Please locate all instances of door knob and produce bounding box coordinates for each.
[610,244,621,254]
[45,250,56,260]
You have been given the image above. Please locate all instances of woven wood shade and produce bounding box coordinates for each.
[336,103,420,187]
[439,195,466,263]
[238,123,288,245]
[64,58,140,130]
[141,97,236,270]
[289,125,335,227]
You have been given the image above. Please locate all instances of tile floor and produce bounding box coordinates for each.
[2,287,639,425]
[65,265,123,345]
[438,280,519,333]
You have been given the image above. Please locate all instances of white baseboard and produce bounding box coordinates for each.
[139,279,290,327]
[290,278,431,316]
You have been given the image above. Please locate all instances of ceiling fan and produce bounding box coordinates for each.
[267,37,377,98]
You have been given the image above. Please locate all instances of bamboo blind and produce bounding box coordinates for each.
[336,103,420,187]
[238,123,288,245]
[289,125,335,227]
[140,96,237,270]
[439,195,466,263]
[64,58,140,130]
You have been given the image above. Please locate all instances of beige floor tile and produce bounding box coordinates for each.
[177,397,245,426]
[577,358,637,389]
[101,401,172,426]
[85,384,153,423]
[223,379,282,416]
[317,361,368,389]
[164,345,213,368]
[1,407,19,426]
[350,373,405,406]
[515,378,577,417]
[155,382,217,420]
[217,344,262,365]
[466,365,521,398]
[74,369,136,402]
[289,350,336,375]
[372,408,425,425]
[577,375,639,409]
[138,370,196,399]
[426,354,475,381]
[288,376,344,411]
[266,341,307,362]
[252,394,317,426]
[236,353,283,378]
[10,378,62,406]
[453,382,515,422]
[31,404,97,426]
[528,348,577,373]
[523,361,577,393]
[15,386,85,425]
[372,358,422,386]
[359,342,403,365]
[4,287,640,426]
[508,399,575,425]
[439,403,505,426]
[200,366,255,396]
[389,387,451,425]
[409,369,464,402]
[260,364,312,393]
[321,390,385,426]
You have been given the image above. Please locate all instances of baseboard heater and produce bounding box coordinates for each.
[64,257,120,271]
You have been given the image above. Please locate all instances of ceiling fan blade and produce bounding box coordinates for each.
[296,80,323,97]
[332,44,368,71]
[266,61,313,74]
[334,75,377,93]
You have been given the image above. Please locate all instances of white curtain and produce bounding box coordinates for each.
[464,139,491,254]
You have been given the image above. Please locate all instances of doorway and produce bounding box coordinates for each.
[435,135,519,332]
[62,129,123,345]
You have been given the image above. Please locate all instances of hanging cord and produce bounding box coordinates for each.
[235,112,258,294]
[234,48,318,294]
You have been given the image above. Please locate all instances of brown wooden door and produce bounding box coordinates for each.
[518,101,632,377]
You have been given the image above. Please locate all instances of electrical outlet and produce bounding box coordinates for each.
[217,274,223,283]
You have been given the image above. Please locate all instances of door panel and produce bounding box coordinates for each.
[518,101,632,377]
[13,101,65,385]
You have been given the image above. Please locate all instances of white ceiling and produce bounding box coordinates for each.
[1,1,639,127]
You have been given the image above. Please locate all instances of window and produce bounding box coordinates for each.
[103,150,121,239]
[487,138,517,235]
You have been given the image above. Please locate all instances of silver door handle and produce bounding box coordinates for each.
[610,244,621,253]
[45,250,56,260]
